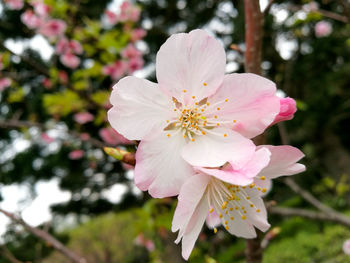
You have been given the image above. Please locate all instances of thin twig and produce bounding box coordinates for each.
[290,5,349,24]
[269,206,350,228]
[0,208,87,263]
[263,0,274,15]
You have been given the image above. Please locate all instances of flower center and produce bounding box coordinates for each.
[165,96,236,141]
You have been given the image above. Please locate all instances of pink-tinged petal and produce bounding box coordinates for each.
[271,97,297,125]
[181,194,209,260]
[156,29,226,105]
[135,130,193,198]
[196,147,271,186]
[208,73,280,138]
[172,173,210,237]
[256,145,306,180]
[99,127,133,145]
[182,128,255,168]
[206,210,221,229]
[108,76,175,140]
[69,149,84,160]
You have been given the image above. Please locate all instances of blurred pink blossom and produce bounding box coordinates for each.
[127,57,144,73]
[74,112,94,124]
[80,133,91,141]
[56,39,83,55]
[4,0,23,10]
[119,1,140,22]
[102,61,127,80]
[271,97,297,125]
[0,78,12,91]
[60,53,80,69]
[69,150,84,160]
[41,133,54,143]
[99,127,132,145]
[121,44,142,59]
[21,10,42,29]
[343,239,350,255]
[42,78,52,89]
[315,21,332,38]
[130,28,146,42]
[39,19,66,38]
[32,1,51,17]
[145,240,155,252]
[134,233,155,252]
[0,55,3,70]
[105,10,118,25]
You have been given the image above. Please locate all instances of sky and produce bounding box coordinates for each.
[0,0,301,238]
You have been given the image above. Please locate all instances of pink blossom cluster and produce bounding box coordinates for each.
[3,0,24,10]
[56,38,83,69]
[0,78,12,91]
[102,44,144,80]
[134,233,155,252]
[105,1,141,26]
[108,30,306,260]
[315,21,332,38]
[21,1,66,39]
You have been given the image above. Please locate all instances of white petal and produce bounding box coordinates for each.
[156,29,226,105]
[134,130,193,198]
[108,76,175,140]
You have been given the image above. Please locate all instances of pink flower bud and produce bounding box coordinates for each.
[42,78,52,89]
[130,28,146,42]
[58,71,68,84]
[121,44,142,59]
[69,149,84,160]
[33,1,51,17]
[105,10,118,25]
[99,127,132,145]
[74,112,94,124]
[315,21,332,38]
[41,133,54,143]
[271,97,297,125]
[102,61,127,80]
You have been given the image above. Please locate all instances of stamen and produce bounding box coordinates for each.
[203,82,207,86]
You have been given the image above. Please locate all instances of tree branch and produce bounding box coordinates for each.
[0,244,23,263]
[0,208,87,263]
[269,206,350,228]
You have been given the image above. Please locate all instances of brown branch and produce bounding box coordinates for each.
[263,0,274,15]
[0,244,23,263]
[290,5,349,24]
[244,1,264,262]
[269,206,350,228]
[0,208,87,263]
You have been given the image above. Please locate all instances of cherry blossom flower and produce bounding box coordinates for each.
[56,38,83,55]
[271,97,297,125]
[105,10,118,25]
[32,1,51,17]
[343,239,350,255]
[119,1,140,22]
[41,133,54,143]
[102,61,127,80]
[21,10,42,29]
[4,0,23,10]
[60,53,80,69]
[315,21,332,38]
[0,78,12,91]
[74,112,94,124]
[127,57,144,73]
[172,145,305,260]
[121,44,142,59]
[58,71,68,84]
[99,127,132,145]
[130,28,146,42]
[39,19,66,38]
[42,78,52,89]
[108,30,280,198]
[69,149,84,160]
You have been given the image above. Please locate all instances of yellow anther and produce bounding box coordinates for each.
[241,206,245,210]
[195,102,198,105]
[183,135,186,138]
[244,210,247,214]
[217,107,220,110]
[235,206,239,210]
[256,209,260,213]
[230,216,234,220]
[214,227,217,234]
[225,210,228,214]
[166,120,169,123]
[262,188,267,193]
[241,215,246,220]
[206,102,210,106]
[224,133,227,137]
[242,186,246,189]
[203,82,207,86]
[229,207,233,211]
[250,204,254,207]
[249,183,255,188]
[219,213,223,218]
[174,109,177,111]
[225,225,229,230]
[233,120,237,123]
[225,220,228,225]
[191,138,195,142]
[217,123,220,126]
[260,176,266,180]
[201,131,206,135]
[214,115,218,119]
[209,208,214,213]
[183,89,187,93]
[167,134,171,137]
[192,96,195,99]
[201,109,204,112]
[225,99,228,102]
[221,201,228,209]
[246,196,250,200]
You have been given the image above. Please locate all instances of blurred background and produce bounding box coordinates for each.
[0,0,350,262]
